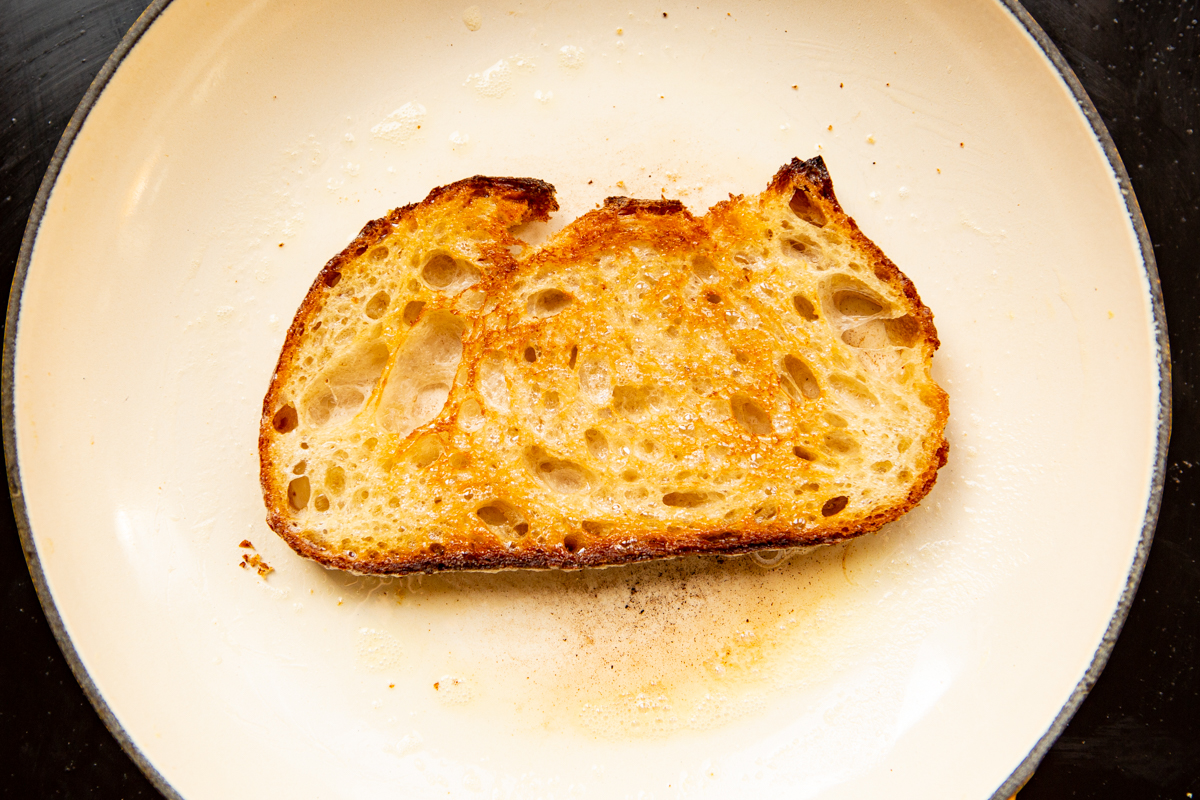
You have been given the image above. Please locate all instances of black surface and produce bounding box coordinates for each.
[1,1,1197,797]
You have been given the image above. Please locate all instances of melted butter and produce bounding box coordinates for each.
[382,541,898,740]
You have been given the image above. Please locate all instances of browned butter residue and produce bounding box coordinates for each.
[390,542,882,739]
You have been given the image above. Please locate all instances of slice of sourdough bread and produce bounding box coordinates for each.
[259,157,948,575]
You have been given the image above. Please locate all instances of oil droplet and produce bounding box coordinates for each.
[356,627,403,671]
[370,102,427,145]
[559,45,585,69]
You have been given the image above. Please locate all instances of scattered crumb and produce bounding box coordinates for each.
[791,84,798,89]
[239,552,273,578]
[278,243,284,248]
[937,168,941,173]
[616,27,623,35]
[389,683,396,688]
[1108,310,1115,319]
[827,124,833,131]
[960,142,965,147]
[839,82,844,88]
[866,134,876,144]
[239,539,254,548]
[434,681,440,690]
[662,11,667,17]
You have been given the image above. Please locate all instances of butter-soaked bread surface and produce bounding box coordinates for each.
[259,157,949,575]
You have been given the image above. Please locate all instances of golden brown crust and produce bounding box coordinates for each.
[259,158,949,576]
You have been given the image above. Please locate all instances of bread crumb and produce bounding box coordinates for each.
[239,552,273,578]
[239,539,254,548]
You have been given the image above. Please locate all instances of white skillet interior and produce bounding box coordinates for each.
[13,0,1160,797]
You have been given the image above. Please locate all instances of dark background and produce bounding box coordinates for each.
[1,1,1196,797]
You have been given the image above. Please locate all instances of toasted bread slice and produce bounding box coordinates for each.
[259,157,948,575]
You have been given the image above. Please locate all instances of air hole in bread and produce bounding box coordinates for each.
[288,476,310,510]
[365,291,390,319]
[872,460,893,473]
[402,301,425,326]
[292,460,307,475]
[526,447,592,494]
[567,345,578,369]
[324,269,342,288]
[823,431,859,454]
[563,533,582,553]
[824,412,849,427]
[789,187,827,226]
[421,253,481,292]
[731,394,773,436]
[272,404,298,433]
[785,237,820,262]
[897,469,913,482]
[663,491,721,508]
[897,437,912,454]
[415,383,451,419]
[313,494,330,512]
[834,287,885,317]
[821,495,849,516]
[841,319,889,349]
[754,502,778,522]
[613,385,660,420]
[885,314,921,347]
[528,288,573,317]
[584,428,609,460]
[369,246,389,261]
[793,445,817,461]
[406,435,443,468]
[581,520,608,535]
[692,255,719,282]
[324,465,346,495]
[479,352,511,412]
[476,501,525,532]
[621,469,639,482]
[705,290,721,303]
[377,312,466,434]
[793,294,818,321]
[304,341,390,427]
[457,398,485,431]
[524,346,537,363]
[543,391,561,410]
[576,356,613,404]
[782,355,822,401]
[830,374,879,407]
[639,439,660,457]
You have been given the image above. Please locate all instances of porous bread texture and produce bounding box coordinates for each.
[260,157,949,575]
